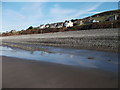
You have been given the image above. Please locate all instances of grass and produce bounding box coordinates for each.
[92,14,115,22]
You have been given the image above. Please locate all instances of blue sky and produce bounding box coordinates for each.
[2,2,118,32]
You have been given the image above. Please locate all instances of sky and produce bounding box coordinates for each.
[1,1,119,32]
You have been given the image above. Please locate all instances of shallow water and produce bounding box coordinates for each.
[0,45,119,72]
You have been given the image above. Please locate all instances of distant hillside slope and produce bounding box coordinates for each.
[92,9,120,17]
[83,9,120,22]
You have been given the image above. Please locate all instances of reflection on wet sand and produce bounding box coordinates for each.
[0,45,119,72]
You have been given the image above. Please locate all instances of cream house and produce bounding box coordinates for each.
[10,30,16,33]
[80,20,84,25]
[50,23,57,28]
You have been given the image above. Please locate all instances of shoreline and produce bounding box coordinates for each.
[2,56,118,88]
[1,28,119,52]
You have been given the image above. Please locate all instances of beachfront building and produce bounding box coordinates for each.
[79,20,84,25]
[106,14,119,21]
[71,19,80,26]
[92,19,99,23]
[10,30,16,34]
[50,23,57,28]
[81,19,89,24]
[56,22,64,28]
[114,14,119,20]
[45,24,50,28]
[39,25,46,29]
[64,20,74,28]
[71,19,84,26]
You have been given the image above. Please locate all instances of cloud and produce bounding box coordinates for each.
[2,2,105,32]
[2,2,45,32]
[50,4,76,17]
[21,3,43,17]
[48,2,103,22]
[3,9,25,21]
[72,2,103,18]
[49,4,77,22]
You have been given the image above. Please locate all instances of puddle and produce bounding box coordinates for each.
[0,45,119,72]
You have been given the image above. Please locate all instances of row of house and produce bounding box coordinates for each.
[38,14,119,30]
[38,18,101,29]
[39,20,74,29]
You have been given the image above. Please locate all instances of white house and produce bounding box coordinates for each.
[92,19,99,23]
[114,14,119,20]
[45,24,50,28]
[64,21,73,28]
[39,25,46,29]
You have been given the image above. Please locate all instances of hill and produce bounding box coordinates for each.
[82,9,120,21]
[1,9,120,36]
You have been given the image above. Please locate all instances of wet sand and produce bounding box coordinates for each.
[2,28,119,52]
[2,56,118,88]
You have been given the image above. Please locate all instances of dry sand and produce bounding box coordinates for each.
[2,56,118,88]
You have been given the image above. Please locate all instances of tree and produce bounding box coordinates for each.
[27,26,33,30]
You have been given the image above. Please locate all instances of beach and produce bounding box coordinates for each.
[2,56,118,88]
[1,28,119,52]
[1,28,119,88]
[1,2,119,89]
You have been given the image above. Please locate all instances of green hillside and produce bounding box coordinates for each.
[83,9,120,22]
